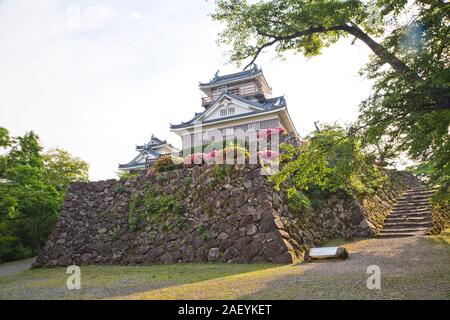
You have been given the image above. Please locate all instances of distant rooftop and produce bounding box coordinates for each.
[136,134,167,151]
[199,64,263,88]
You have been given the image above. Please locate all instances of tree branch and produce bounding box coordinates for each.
[244,26,344,70]
[248,24,421,82]
[245,23,449,110]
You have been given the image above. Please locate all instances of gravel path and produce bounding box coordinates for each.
[0,258,35,277]
[0,235,448,299]
[247,235,450,299]
[121,235,449,300]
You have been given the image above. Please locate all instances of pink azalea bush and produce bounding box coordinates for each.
[257,127,286,139]
[203,149,216,163]
[183,153,204,166]
[257,150,280,160]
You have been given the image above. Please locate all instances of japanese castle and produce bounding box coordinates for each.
[118,135,178,171]
[119,65,298,171]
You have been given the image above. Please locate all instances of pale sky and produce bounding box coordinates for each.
[0,0,374,181]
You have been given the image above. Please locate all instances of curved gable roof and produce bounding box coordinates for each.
[170,94,286,130]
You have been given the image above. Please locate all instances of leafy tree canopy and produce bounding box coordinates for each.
[213,0,449,203]
[0,128,89,261]
[271,125,385,197]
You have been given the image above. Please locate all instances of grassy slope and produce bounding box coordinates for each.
[0,231,448,300]
[0,264,275,300]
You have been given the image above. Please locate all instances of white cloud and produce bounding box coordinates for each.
[66,4,115,33]
[130,11,141,20]
[0,1,373,181]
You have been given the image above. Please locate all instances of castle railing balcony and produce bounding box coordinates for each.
[201,83,265,108]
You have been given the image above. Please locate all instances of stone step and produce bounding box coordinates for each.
[378,187,434,238]
[394,200,430,206]
[401,190,435,197]
[376,232,420,238]
[394,202,430,210]
[400,193,433,199]
[397,199,430,205]
[385,216,431,223]
[389,213,431,219]
[383,221,432,229]
[394,206,430,212]
[391,209,431,216]
[392,205,431,212]
[379,226,430,233]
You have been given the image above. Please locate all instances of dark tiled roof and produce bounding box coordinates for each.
[136,135,166,151]
[118,148,161,169]
[199,66,262,87]
[170,93,286,129]
[118,163,146,169]
[119,135,166,170]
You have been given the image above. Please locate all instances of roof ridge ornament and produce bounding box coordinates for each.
[213,70,220,81]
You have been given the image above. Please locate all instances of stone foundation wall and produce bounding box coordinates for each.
[34,136,417,266]
[35,162,382,267]
[430,204,449,235]
[35,165,299,266]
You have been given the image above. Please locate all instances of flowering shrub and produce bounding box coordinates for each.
[183,153,204,166]
[203,149,217,163]
[154,156,181,172]
[257,150,280,160]
[146,167,157,178]
[257,127,286,139]
[215,145,249,163]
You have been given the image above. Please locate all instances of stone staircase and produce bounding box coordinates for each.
[378,188,435,238]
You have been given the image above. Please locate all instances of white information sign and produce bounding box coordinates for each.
[309,247,339,259]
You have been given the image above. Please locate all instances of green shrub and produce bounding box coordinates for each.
[154,156,181,172]
[128,194,141,231]
[279,143,297,162]
[156,173,167,182]
[127,186,183,229]
[115,185,126,194]
[118,171,140,181]
[196,224,211,240]
[286,188,311,214]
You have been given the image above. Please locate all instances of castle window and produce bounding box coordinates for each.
[247,122,260,131]
[219,106,235,117]
[225,128,234,136]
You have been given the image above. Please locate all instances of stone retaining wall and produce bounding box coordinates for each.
[35,162,381,267]
[34,136,418,266]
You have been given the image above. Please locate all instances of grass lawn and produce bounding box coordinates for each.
[0,231,448,300]
[0,263,278,300]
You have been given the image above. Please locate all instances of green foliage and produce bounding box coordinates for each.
[156,173,167,182]
[0,232,31,262]
[43,149,89,193]
[286,188,311,214]
[196,224,211,240]
[115,185,126,194]
[0,127,89,262]
[128,194,141,231]
[128,186,183,230]
[212,0,366,64]
[279,143,297,163]
[117,171,140,181]
[0,128,11,148]
[270,125,385,200]
[215,145,250,163]
[213,164,233,180]
[213,0,449,205]
[153,156,181,173]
